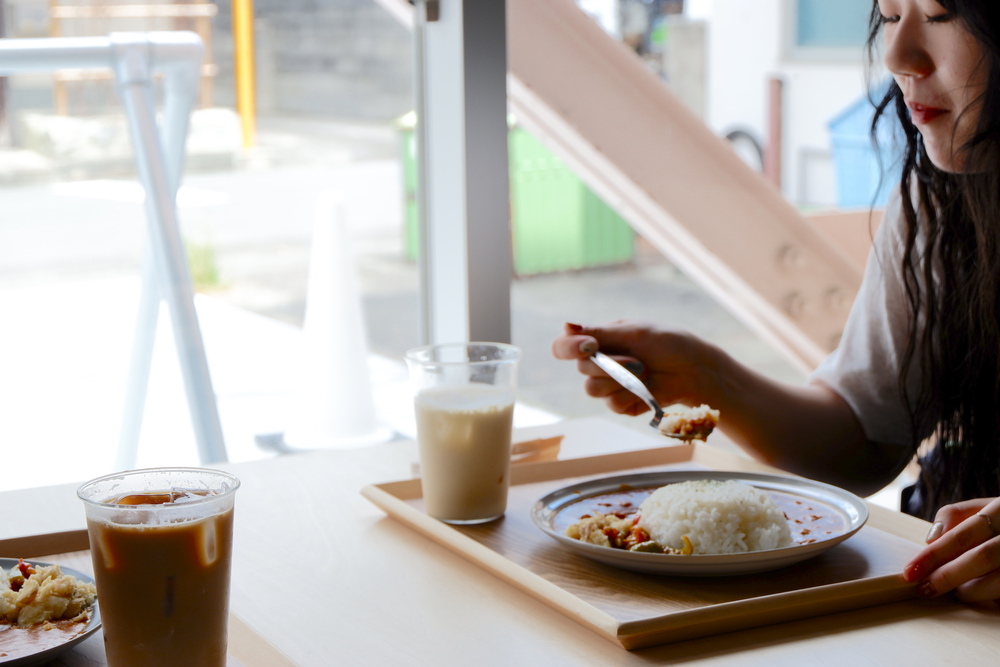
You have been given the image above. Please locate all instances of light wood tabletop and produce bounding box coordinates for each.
[2,418,999,666]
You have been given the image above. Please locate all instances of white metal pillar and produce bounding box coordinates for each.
[413,0,512,345]
[111,33,227,467]
[0,33,228,465]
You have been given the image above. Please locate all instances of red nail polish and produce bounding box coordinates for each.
[902,562,922,582]
[566,323,584,333]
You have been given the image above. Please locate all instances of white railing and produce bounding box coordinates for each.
[0,32,227,467]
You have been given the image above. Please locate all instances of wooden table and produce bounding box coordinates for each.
[3,418,1000,665]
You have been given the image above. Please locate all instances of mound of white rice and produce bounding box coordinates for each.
[637,479,793,555]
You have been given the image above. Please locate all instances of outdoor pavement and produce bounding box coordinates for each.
[0,115,825,499]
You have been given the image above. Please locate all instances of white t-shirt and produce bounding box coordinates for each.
[808,189,932,447]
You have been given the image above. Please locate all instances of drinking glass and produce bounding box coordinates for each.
[78,467,239,667]
[405,342,520,524]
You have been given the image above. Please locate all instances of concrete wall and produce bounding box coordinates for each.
[1,0,414,123]
[661,18,706,120]
[212,0,414,122]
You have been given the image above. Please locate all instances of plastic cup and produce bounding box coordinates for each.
[77,467,239,667]
[405,342,521,524]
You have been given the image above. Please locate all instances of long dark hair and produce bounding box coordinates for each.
[866,0,1000,519]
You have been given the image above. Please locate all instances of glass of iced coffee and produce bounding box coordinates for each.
[405,342,521,524]
[77,467,239,667]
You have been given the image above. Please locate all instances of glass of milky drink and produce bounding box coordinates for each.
[405,342,521,524]
[77,468,240,667]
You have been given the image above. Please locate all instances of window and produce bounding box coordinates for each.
[789,0,871,59]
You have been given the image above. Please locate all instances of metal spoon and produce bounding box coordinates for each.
[590,351,698,441]
[589,351,662,430]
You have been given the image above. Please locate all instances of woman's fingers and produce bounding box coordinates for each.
[553,321,654,360]
[921,531,1000,600]
[955,560,1000,604]
[580,368,652,416]
[905,514,991,582]
[575,376,648,415]
[954,565,1000,604]
[904,503,1000,600]
[552,332,598,360]
[553,320,680,417]
[934,498,994,537]
[904,498,996,581]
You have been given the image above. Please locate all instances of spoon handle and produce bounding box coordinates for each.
[590,352,664,424]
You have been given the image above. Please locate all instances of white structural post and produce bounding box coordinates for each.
[0,33,228,465]
[413,0,512,344]
[111,33,227,466]
[115,34,191,469]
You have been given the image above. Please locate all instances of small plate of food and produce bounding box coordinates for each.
[0,558,100,665]
[530,470,868,576]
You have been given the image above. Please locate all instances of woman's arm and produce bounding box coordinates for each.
[552,321,910,496]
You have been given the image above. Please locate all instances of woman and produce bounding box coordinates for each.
[552,0,1000,603]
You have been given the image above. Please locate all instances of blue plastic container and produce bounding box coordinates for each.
[828,83,901,208]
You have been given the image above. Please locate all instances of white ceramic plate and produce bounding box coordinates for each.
[0,558,101,666]
[530,470,869,576]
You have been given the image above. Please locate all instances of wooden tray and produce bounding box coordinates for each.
[362,444,927,650]
[0,531,294,666]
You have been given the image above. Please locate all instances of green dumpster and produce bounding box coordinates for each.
[398,113,634,276]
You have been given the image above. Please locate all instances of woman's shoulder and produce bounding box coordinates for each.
[870,187,908,258]
[875,184,929,253]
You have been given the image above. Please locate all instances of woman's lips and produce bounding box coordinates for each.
[908,102,948,125]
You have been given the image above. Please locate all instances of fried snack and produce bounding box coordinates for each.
[0,560,97,627]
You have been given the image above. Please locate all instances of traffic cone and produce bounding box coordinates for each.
[282,190,392,449]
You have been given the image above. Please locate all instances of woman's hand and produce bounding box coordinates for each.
[903,497,1000,604]
[550,320,718,416]
[551,320,891,496]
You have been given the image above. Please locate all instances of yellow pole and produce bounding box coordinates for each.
[233,0,256,148]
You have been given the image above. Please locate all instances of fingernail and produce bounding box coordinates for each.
[925,521,944,543]
[624,361,645,375]
[917,579,937,598]
[566,323,584,333]
[579,340,597,355]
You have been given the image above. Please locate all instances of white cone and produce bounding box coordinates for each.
[283,191,392,449]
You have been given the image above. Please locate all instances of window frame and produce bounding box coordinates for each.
[783,0,872,63]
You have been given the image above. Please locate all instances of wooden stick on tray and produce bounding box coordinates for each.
[511,436,564,464]
[410,435,564,477]
[0,529,90,559]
